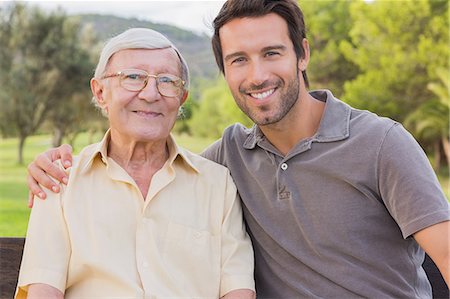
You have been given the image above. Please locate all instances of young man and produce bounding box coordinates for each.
[27,0,450,297]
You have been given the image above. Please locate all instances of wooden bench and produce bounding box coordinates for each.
[1,237,448,298]
[0,238,25,299]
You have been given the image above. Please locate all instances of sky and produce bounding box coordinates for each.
[19,0,227,35]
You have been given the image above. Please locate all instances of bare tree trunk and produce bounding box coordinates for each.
[52,126,64,147]
[18,135,26,165]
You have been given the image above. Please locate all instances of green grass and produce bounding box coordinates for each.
[0,135,53,236]
[0,132,216,237]
[1,133,448,237]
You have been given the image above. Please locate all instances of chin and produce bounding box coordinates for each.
[136,130,170,142]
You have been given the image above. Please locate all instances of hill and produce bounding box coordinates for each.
[74,14,219,80]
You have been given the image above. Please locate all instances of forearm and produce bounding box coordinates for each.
[221,289,255,299]
[414,220,450,288]
[27,283,63,299]
[434,255,449,288]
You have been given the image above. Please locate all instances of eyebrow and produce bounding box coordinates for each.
[223,45,288,63]
[261,45,287,53]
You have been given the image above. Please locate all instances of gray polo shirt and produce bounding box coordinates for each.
[202,90,450,298]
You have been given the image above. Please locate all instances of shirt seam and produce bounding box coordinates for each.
[375,122,400,198]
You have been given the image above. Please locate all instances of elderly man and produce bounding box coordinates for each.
[16,28,255,299]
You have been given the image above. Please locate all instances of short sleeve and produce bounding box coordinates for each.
[219,172,255,296]
[15,167,71,298]
[377,124,450,238]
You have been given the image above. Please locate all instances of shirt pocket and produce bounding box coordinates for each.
[162,221,221,296]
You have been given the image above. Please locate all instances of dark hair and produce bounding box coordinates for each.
[212,0,309,87]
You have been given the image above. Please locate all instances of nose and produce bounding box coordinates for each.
[247,60,270,87]
[138,76,161,102]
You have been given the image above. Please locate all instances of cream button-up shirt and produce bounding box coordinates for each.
[16,131,255,299]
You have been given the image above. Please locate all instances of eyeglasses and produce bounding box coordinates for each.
[101,69,185,98]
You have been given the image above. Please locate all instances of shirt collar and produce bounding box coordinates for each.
[244,89,351,149]
[80,129,200,174]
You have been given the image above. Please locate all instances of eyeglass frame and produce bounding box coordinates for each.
[100,69,186,98]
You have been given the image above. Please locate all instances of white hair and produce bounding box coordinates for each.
[92,28,190,115]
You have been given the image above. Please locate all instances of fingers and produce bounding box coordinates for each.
[26,145,73,206]
[35,149,69,185]
[27,151,67,195]
[26,170,47,201]
[28,191,35,208]
[55,144,73,169]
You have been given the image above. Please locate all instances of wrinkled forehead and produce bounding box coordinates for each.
[106,47,182,73]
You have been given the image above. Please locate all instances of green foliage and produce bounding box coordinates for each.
[0,3,98,163]
[341,0,449,123]
[45,18,100,147]
[188,77,253,139]
[300,0,359,96]
[405,67,450,169]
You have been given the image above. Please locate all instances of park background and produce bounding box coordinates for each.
[0,0,448,236]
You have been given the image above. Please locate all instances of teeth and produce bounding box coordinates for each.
[135,111,155,116]
[250,89,274,99]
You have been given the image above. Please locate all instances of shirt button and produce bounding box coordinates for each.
[281,163,288,170]
[194,231,202,239]
[142,261,149,268]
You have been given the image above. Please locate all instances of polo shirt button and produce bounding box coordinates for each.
[281,163,288,170]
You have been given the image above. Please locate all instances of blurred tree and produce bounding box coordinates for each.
[173,93,198,135]
[46,22,100,147]
[339,0,449,168]
[405,68,449,171]
[188,77,252,139]
[0,3,96,163]
[300,0,358,97]
[341,0,449,123]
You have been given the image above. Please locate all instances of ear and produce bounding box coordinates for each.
[179,90,189,105]
[91,78,108,109]
[298,38,310,71]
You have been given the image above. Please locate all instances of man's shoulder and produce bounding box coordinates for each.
[222,123,254,141]
[349,106,398,135]
[201,123,253,166]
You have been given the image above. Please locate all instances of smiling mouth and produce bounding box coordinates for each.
[133,110,161,117]
[249,88,275,100]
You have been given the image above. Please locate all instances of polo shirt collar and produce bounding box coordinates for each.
[80,129,200,174]
[243,89,351,150]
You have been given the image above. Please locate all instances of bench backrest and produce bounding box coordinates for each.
[0,238,25,299]
[0,237,448,298]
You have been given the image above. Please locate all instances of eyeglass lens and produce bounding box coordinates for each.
[120,70,183,97]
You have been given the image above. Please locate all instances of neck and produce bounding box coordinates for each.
[108,132,170,199]
[260,90,325,156]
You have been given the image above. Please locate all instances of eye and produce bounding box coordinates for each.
[158,75,176,83]
[158,74,183,87]
[231,57,247,64]
[125,73,145,80]
[265,51,280,57]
